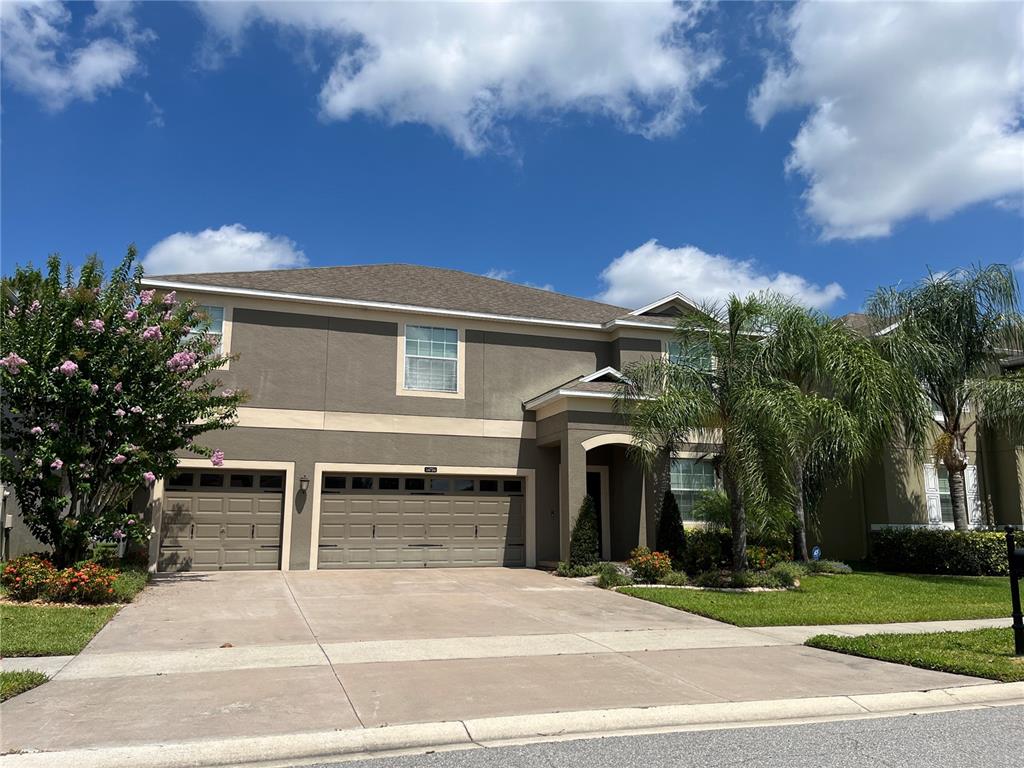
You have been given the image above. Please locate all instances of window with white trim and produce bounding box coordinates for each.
[936,465,954,524]
[404,325,458,392]
[667,339,712,371]
[670,458,716,521]
[189,305,225,356]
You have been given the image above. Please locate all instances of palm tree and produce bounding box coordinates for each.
[867,265,1024,530]
[754,299,926,560]
[616,295,791,572]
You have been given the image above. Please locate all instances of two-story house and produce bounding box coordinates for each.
[136,264,721,572]
[2,264,1021,568]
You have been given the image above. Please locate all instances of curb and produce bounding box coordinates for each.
[4,683,1022,768]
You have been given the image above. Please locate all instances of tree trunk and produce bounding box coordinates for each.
[947,467,970,531]
[792,456,810,561]
[722,470,747,572]
[944,433,970,531]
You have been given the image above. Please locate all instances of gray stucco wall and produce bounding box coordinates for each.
[218,308,616,421]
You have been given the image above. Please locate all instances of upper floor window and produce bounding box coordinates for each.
[670,458,716,521]
[404,325,458,392]
[189,305,225,356]
[667,339,712,371]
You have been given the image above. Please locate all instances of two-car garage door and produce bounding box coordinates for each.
[317,474,525,568]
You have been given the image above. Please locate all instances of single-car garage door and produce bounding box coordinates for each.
[317,474,525,568]
[159,470,285,572]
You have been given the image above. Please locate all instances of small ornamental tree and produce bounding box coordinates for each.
[569,495,600,566]
[0,249,246,566]
[655,489,686,566]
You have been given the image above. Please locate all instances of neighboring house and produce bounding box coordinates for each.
[2,266,1022,568]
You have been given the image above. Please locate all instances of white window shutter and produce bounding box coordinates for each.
[922,463,942,525]
[965,465,981,525]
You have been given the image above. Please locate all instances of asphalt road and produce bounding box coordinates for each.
[307,705,1023,768]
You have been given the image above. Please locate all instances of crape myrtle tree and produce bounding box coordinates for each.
[867,265,1024,530]
[617,295,792,572]
[0,249,245,566]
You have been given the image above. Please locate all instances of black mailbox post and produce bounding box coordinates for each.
[1007,526,1024,656]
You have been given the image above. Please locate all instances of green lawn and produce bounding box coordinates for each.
[807,628,1024,682]
[619,572,1012,626]
[0,670,49,701]
[0,604,119,656]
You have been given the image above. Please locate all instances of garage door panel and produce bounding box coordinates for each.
[317,485,525,569]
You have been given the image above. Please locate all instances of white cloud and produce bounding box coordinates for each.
[597,240,845,310]
[484,268,553,292]
[750,1,1024,240]
[1,1,152,110]
[143,224,308,276]
[143,90,164,127]
[196,1,720,154]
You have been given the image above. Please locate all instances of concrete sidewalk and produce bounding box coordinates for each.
[0,569,1014,761]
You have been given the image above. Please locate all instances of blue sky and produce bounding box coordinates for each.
[2,1,1021,314]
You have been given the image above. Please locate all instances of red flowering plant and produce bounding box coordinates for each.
[0,554,56,600]
[0,248,246,566]
[49,561,119,604]
[627,546,673,583]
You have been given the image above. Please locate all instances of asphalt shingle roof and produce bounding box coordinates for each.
[150,264,631,325]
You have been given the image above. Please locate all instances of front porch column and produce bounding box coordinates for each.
[559,435,588,562]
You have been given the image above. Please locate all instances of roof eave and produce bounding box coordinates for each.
[141,278,611,331]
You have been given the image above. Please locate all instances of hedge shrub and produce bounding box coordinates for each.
[869,528,1009,576]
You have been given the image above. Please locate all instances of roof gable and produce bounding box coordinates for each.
[628,292,701,318]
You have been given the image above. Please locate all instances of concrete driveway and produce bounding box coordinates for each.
[0,569,985,753]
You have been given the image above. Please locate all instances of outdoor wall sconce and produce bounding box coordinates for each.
[299,475,309,492]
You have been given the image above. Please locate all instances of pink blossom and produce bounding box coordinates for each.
[130,405,143,414]
[112,454,127,464]
[139,289,156,305]
[114,381,123,393]
[163,291,177,306]
[89,319,105,332]
[142,471,156,485]
[0,353,28,374]
[126,517,136,526]
[48,422,59,432]
[90,383,99,394]
[73,318,85,329]
[57,360,79,377]
[167,351,198,373]
[162,310,174,321]
[114,408,126,418]
[142,326,163,341]
[211,449,225,467]
[29,426,43,436]
[124,309,139,322]
[27,300,40,314]
[50,458,63,470]
[113,529,126,541]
